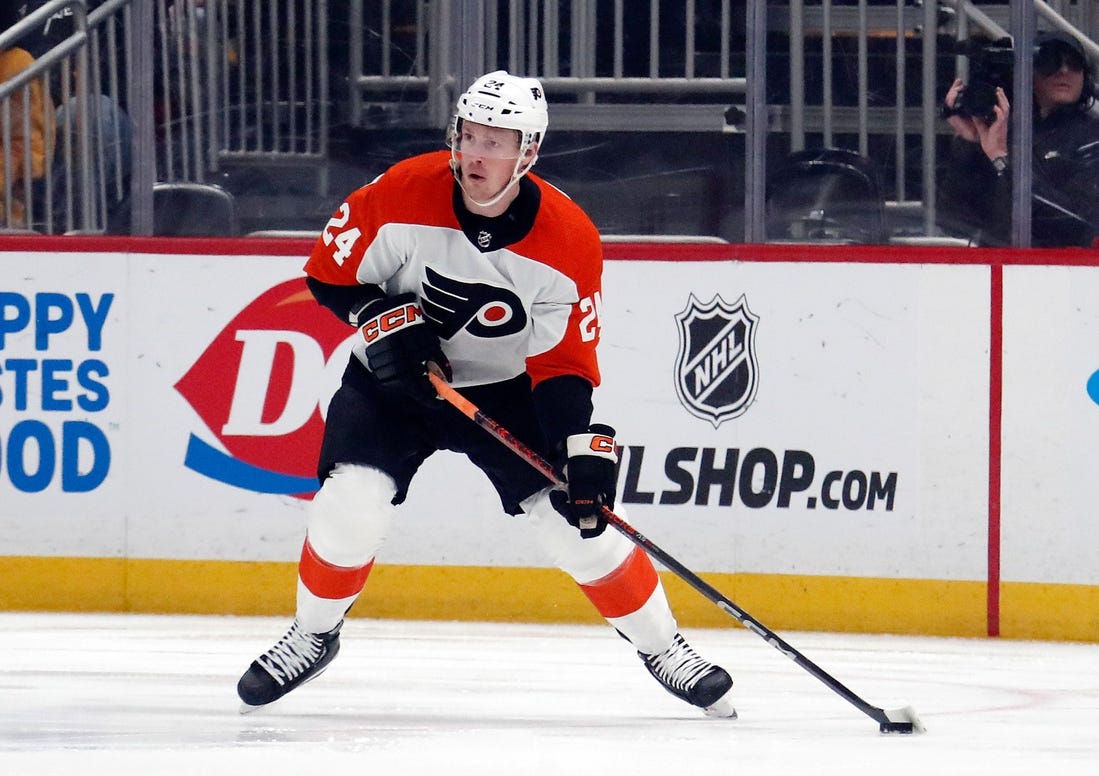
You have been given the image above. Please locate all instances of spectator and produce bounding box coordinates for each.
[0,42,55,229]
[15,0,132,233]
[940,31,1099,247]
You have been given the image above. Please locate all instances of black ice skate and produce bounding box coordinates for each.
[237,619,342,711]
[639,633,736,718]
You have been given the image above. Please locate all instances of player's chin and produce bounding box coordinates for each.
[468,181,502,200]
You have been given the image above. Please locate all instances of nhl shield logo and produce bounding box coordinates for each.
[674,294,759,427]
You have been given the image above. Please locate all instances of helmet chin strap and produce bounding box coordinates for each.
[450,152,536,210]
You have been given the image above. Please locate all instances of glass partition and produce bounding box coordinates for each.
[2,1,1097,246]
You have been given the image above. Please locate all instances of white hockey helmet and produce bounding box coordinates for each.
[448,71,548,207]
[452,70,549,153]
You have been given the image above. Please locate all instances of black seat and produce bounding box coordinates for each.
[152,182,239,236]
[766,148,886,244]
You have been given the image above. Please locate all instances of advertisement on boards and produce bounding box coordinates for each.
[592,259,989,580]
[1,249,989,583]
[1,256,127,557]
[1000,265,1099,586]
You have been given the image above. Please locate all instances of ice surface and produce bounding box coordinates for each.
[2,613,1097,775]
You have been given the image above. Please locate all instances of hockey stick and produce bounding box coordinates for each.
[427,365,925,734]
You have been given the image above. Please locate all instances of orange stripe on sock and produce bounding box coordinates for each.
[298,540,374,599]
[578,545,659,619]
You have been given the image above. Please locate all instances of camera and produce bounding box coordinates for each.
[945,37,1015,125]
[944,33,1093,125]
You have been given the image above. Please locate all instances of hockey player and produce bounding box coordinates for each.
[236,71,736,719]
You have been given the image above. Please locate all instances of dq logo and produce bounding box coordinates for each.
[673,293,759,428]
[175,279,354,497]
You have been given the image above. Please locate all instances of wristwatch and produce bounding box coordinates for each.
[991,155,1009,177]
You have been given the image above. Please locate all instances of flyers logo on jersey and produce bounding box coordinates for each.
[420,266,527,339]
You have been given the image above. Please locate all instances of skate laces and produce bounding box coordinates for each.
[644,634,713,692]
[256,621,323,686]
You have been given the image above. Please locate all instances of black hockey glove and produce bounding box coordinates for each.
[355,292,452,404]
[550,424,618,539]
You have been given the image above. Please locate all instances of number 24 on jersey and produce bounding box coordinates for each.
[323,203,361,266]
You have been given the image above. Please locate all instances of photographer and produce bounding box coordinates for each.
[940,32,1099,247]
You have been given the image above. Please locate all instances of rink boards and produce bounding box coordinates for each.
[1,237,1097,641]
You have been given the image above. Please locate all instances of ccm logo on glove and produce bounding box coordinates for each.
[583,434,616,456]
[359,303,423,344]
[354,293,452,404]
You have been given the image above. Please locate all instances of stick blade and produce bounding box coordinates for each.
[879,705,926,735]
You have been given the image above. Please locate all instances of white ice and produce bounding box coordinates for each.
[2,613,1097,775]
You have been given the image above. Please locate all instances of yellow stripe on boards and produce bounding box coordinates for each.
[659,573,988,638]
[1001,581,1099,642]
[0,556,129,611]
[1,556,1095,641]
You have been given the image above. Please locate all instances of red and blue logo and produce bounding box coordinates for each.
[175,278,354,497]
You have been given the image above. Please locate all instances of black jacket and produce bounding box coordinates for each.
[941,104,1099,247]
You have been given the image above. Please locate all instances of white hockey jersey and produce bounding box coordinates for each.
[304,150,603,390]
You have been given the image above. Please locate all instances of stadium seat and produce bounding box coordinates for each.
[152,182,239,237]
[765,148,886,244]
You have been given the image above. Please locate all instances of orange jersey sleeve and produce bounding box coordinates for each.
[519,177,604,389]
[304,152,458,286]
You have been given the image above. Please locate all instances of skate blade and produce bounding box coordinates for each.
[703,695,738,719]
[236,661,335,715]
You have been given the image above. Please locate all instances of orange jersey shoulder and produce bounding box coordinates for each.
[521,174,603,289]
[519,176,604,388]
[304,151,457,284]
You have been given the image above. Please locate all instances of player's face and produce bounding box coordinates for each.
[454,122,524,202]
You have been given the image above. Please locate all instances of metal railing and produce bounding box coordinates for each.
[5,1,1098,241]
[348,1,1041,242]
[1,0,92,233]
[779,0,1096,243]
[347,0,747,133]
[1,0,332,234]
[157,0,330,182]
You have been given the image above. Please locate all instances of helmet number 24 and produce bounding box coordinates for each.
[322,202,362,266]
